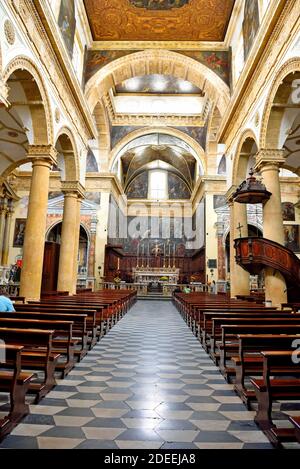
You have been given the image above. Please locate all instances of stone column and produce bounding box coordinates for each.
[2,201,14,266]
[255,149,287,306]
[226,187,250,298]
[72,195,83,294]
[88,216,98,278]
[19,145,57,300]
[215,222,226,280]
[57,182,85,295]
[0,198,8,262]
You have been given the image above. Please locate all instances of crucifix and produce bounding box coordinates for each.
[236,223,244,238]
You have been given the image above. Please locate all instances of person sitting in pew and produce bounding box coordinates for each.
[0,289,15,312]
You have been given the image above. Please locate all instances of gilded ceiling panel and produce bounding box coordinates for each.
[83,0,235,42]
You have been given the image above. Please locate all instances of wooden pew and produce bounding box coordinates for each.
[289,416,300,444]
[217,324,300,380]
[15,304,96,349]
[0,344,35,441]
[251,351,300,446]
[199,309,287,347]
[0,316,75,377]
[207,314,299,359]
[232,334,300,407]
[13,308,89,361]
[0,327,59,402]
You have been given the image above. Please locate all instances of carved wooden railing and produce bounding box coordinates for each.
[234,237,300,286]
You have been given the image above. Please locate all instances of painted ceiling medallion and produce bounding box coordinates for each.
[4,19,15,45]
[129,0,189,10]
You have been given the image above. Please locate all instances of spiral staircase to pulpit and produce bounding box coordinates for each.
[233,170,300,301]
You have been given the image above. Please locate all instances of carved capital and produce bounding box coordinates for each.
[0,79,9,107]
[215,222,225,237]
[61,181,85,199]
[255,149,286,172]
[27,145,58,167]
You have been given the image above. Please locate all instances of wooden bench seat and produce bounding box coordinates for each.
[0,316,75,377]
[0,344,35,441]
[207,315,299,359]
[0,327,59,402]
[232,334,300,407]
[217,324,300,380]
[250,351,300,446]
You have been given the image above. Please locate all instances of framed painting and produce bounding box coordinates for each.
[243,0,260,60]
[283,225,300,252]
[58,0,76,58]
[282,202,295,222]
[13,219,26,247]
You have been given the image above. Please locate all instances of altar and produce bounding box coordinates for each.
[132,266,180,284]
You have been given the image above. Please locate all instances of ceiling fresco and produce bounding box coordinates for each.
[84,50,230,85]
[83,0,235,42]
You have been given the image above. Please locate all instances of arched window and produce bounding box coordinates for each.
[148,170,168,200]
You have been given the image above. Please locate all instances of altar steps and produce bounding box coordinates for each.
[138,294,171,301]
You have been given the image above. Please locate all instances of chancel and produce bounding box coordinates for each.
[0,0,300,453]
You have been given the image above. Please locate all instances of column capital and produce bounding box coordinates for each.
[215,221,225,237]
[225,185,237,205]
[61,181,85,199]
[27,145,58,167]
[0,79,9,107]
[255,149,286,172]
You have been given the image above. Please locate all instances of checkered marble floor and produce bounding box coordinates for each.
[0,300,283,449]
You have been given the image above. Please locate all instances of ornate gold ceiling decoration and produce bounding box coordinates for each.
[83,0,235,42]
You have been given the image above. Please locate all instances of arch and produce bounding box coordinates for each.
[55,126,80,181]
[46,220,91,244]
[93,100,111,170]
[109,126,207,175]
[3,56,53,145]
[260,58,300,148]
[85,50,230,117]
[232,129,259,185]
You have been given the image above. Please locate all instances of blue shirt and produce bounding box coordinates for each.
[0,296,15,312]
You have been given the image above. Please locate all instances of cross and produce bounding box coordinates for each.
[236,223,243,238]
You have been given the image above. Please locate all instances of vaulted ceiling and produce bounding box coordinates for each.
[83,0,235,42]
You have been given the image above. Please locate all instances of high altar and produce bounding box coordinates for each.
[132,266,179,284]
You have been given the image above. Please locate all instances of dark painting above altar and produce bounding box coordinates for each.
[129,0,189,10]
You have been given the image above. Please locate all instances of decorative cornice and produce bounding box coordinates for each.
[102,89,211,128]
[61,181,86,198]
[255,149,286,172]
[91,41,228,51]
[27,144,58,165]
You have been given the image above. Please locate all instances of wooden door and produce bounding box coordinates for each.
[41,241,60,293]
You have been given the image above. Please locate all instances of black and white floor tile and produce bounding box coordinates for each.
[0,300,298,449]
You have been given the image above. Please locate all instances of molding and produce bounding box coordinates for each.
[90,41,228,51]
[218,0,292,145]
[255,149,286,172]
[61,181,86,198]
[27,144,58,165]
[103,91,209,127]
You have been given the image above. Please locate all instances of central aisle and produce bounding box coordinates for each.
[0,300,271,449]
